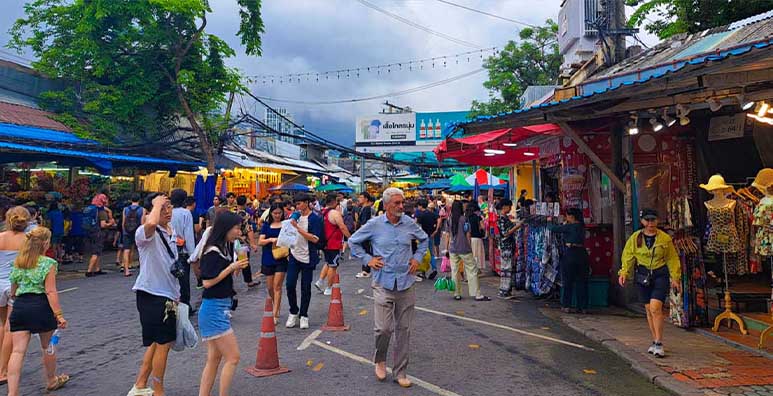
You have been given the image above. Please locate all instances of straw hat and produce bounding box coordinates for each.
[751,168,773,190]
[700,174,732,191]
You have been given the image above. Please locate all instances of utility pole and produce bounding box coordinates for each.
[598,0,638,65]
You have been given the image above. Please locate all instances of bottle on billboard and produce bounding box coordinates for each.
[420,119,426,139]
[427,119,434,140]
[435,119,442,138]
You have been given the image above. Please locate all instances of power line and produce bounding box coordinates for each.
[354,0,481,48]
[247,47,497,83]
[252,68,484,105]
[433,0,537,28]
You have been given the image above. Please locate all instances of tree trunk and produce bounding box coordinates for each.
[174,84,216,173]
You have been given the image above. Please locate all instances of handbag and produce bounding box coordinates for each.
[272,242,290,260]
[157,227,185,279]
[635,239,656,287]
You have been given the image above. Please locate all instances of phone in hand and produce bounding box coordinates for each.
[290,212,301,221]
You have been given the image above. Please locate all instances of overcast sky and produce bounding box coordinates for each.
[0,0,659,146]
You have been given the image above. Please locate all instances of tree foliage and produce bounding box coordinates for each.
[626,0,773,40]
[470,20,561,118]
[8,0,265,171]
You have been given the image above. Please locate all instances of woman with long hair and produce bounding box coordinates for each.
[549,208,590,313]
[0,206,30,384]
[198,211,249,396]
[7,227,69,395]
[258,203,288,324]
[449,201,490,301]
[466,201,487,271]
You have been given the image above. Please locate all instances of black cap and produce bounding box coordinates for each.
[640,208,658,220]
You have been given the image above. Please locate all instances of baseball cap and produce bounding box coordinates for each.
[641,208,658,220]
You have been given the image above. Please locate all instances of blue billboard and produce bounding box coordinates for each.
[415,110,470,147]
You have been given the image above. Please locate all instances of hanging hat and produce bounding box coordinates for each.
[699,174,731,191]
[751,168,773,190]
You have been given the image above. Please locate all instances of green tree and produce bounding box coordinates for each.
[470,20,561,118]
[8,0,264,172]
[627,0,773,40]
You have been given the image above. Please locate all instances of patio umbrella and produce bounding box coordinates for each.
[449,174,470,187]
[316,184,349,192]
[269,182,310,192]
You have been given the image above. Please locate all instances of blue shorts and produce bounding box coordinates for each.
[198,298,233,341]
[636,266,670,304]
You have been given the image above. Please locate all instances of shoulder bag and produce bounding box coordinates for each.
[272,242,290,260]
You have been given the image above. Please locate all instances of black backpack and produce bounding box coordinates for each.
[123,206,142,235]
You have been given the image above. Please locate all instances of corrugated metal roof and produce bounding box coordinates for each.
[0,102,71,131]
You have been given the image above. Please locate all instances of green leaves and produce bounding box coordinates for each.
[469,19,561,118]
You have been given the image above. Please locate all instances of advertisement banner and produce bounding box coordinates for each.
[355,113,416,152]
[415,111,469,146]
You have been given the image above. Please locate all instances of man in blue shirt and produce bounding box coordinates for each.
[349,188,428,388]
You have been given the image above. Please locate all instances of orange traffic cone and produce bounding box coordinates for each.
[245,296,291,377]
[322,272,350,331]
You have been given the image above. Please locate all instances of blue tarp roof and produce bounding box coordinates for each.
[0,122,96,144]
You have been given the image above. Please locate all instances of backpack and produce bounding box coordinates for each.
[343,210,356,234]
[81,205,99,233]
[317,210,329,250]
[124,206,142,235]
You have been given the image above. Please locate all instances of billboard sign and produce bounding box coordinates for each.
[415,110,469,146]
[355,113,416,152]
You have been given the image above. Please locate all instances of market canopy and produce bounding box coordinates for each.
[417,179,451,190]
[434,124,561,166]
[316,183,350,192]
[448,174,470,187]
[466,169,506,186]
[269,182,310,192]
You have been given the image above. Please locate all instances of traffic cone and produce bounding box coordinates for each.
[322,272,350,331]
[245,296,291,378]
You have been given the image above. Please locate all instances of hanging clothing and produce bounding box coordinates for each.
[753,196,773,257]
[705,204,742,254]
[496,215,516,294]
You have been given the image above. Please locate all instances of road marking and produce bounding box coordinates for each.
[59,287,78,294]
[362,295,593,351]
[309,340,462,396]
[297,329,322,351]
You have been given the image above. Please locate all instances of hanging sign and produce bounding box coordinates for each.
[708,113,748,141]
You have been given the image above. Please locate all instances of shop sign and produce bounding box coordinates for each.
[355,113,416,152]
[708,113,747,141]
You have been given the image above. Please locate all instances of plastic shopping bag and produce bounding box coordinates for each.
[276,220,298,248]
[440,256,451,273]
[418,250,431,273]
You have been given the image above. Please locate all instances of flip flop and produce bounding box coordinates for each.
[46,374,69,391]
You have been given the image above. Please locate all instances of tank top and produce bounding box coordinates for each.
[323,208,344,251]
[0,251,17,292]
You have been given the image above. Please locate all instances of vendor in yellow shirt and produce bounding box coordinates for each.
[617,208,681,359]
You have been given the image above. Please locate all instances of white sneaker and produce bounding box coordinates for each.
[414,275,423,282]
[647,342,656,354]
[355,271,371,278]
[286,314,299,328]
[127,385,153,396]
[652,343,665,358]
[300,316,310,329]
[314,280,324,293]
[324,287,333,296]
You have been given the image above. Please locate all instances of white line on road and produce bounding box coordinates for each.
[59,287,79,294]
[297,329,322,351]
[309,339,462,396]
[362,295,593,351]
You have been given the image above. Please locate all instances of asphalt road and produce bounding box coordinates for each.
[11,255,670,396]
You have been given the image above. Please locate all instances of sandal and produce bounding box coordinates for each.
[46,374,69,391]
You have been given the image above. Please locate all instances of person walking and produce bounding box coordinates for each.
[171,189,196,308]
[467,202,487,271]
[285,193,323,330]
[122,194,145,277]
[234,196,260,288]
[496,199,521,299]
[85,193,115,277]
[127,194,180,396]
[258,203,288,324]
[7,227,69,395]
[0,206,30,384]
[549,208,590,313]
[618,208,681,358]
[354,192,374,279]
[197,211,249,396]
[415,199,440,280]
[315,194,351,296]
[348,188,428,388]
[449,201,490,302]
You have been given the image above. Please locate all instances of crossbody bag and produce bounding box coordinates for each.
[157,227,185,279]
[635,233,656,287]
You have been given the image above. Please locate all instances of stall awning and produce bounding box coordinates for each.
[0,141,203,174]
[434,124,561,166]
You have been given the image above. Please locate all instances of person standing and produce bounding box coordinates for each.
[496,199,521,299]
[258,203,288,324]
[285,193,323,330]
[348,188,428,388]
[448,201,490,302]
[225,193,237,212]
[207,196,223,227]
[618,208,681,358]
[414,199,440,280]
[0,207,30,384]
[171,189,196,308]
[85,194,115,277]
[45,202,65,262]
[549,208,589,313]
[197,212,249,396]
[315,194,351,296]
[354,192,374,279]
[234,196,260,288]
[467,202,487,271]
[6,227,69,395]
[122,194,145,277]
[127,194,180,396]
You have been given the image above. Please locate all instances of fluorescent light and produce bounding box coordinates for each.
[502,143,518,147]
[484,153,496,157]
[524,152,535,156]
[758,102,770,117]
[484,149,505,155]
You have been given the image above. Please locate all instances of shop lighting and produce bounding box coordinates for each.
[747,114,773,125]
[502,143,518,147]
[523,152,536,156]
[736,94,754,111]
[484,153,497,157]
[707,98,723,112]
[626,113,639,135]
[679,115,690,126]
[649,117,664,132]
[484,149,505,155]
[757,101,770,117]
[662,111,677,127]
[676,104,692,126]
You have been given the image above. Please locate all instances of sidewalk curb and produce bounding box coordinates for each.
[559,315,705,396]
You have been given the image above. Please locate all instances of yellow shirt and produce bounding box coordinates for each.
[619,229,681,282]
